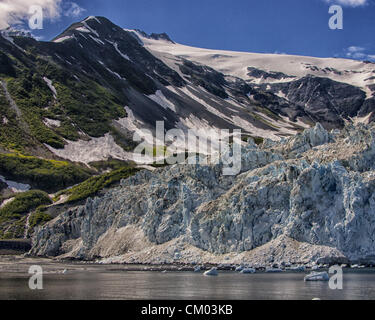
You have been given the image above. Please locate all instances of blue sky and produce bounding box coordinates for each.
[4,0,375,60]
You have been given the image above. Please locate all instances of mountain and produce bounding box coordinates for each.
[30,122,375,266]
[1,16,375,254]
[1,16,374,166]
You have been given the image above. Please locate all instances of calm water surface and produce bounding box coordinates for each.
[1,269,375,300]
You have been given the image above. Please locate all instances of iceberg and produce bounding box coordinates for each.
[266,268,283,273]
[240,268,256,274]
[304,271,329,281]
[194,266,201,272]
[204,268,218,276]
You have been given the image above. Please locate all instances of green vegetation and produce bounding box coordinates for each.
[253,136,264,145]
[0,190,52,239]
[0,190,51,219]
[28,206,52,230]
[255,106,283,121]
[0,153,92,192]
[57,166,140,204]
[241,135,264,145]
[89,159,136,172]
[109,126,137,152]
[250,112,280,129]
[0,85,31,152]
[7,75,66,149]
[52,80,126,138]
[1,47,129,152]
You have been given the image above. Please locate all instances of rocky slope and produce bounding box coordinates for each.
[1,16,375,166]
[2,15,375,257]
[30,122,375,266]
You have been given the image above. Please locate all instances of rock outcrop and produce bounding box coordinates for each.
[30,123,375,266]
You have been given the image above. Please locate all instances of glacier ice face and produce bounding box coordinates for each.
[30,123,375,266]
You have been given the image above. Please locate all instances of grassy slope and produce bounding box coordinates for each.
[55,166,140,204]
[0,190,52,239]
[0,153,92,193]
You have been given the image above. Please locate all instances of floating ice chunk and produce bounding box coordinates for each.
[290,265,305,272]
[204,268,218,276]
[304,271,329,281]
[266,267,283,273]
[194,266,201,272]
[240,268,256,274]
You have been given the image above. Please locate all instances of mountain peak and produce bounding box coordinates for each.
[0,27,33,39]
[149,32,174,43]
[131,29,174,43]
[53,16,124,43]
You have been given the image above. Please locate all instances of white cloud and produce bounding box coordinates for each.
[62,2,86,18]
[347,46,365,53]
[0,0,85,29]
[324,0,368,7]
[345,46,375,61]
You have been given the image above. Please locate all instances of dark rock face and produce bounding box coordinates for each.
[149,33,174,43]
[0,51,16,77]
[131,29,174,43]
[359,97,375,121]
[179,60,229,99]
[49,17,185,90]
[0,180,7,192]
[0,240,31,253]
[247,67,296,81]
[263,75,367,128]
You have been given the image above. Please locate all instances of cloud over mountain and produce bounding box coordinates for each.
[324,0,368,7]
[0,0,85,29]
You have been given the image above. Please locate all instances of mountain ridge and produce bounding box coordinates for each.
[1,15,375,243]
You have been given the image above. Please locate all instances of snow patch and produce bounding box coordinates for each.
[84,16,101,24]
[43,77,57,98]
[45,134,153,164]
[148,90,176,112]
[231,116,281,140]
[136,30,375,93]
[0,32,25,52]
[113,42,131,61]
[53,36,74,43]
[89,35,104,45]
[352,112,372,125]
[75,26,90,33]
[82,21,99,37]
[98,61,125,80]
[0,197,14,209]
[0,175,30,193]
[180,86,231,121]
[43,118,61,128]
[106,68,124,80]
[115,106,144,132]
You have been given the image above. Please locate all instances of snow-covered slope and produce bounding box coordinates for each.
[2,16,374,167]
[133,30,375,97]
